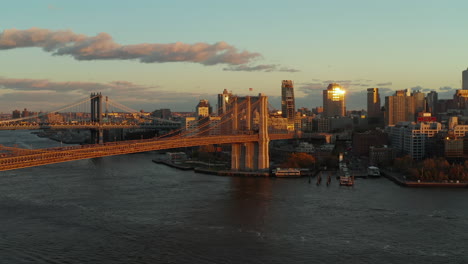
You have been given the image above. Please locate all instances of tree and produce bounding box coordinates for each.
[282,152,316,168]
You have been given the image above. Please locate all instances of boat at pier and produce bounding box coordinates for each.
[273,168,301,177]
[367,166,380,177]
[339,173,354,186]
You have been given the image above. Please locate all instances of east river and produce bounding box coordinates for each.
[0,130,467,263]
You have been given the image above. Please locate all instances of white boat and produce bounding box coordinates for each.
[367,166,380,177]
[273,168,301,177]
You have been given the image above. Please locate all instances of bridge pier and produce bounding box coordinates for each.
[90,93,103,144]
[257,94,270,170]
[231,143,241,170]
[230,94,270,172]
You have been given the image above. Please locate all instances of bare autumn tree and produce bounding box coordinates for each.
[282,153,316,168]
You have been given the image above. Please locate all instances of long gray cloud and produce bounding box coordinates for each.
[376,82,392,86]
[223,64,300,72]
[0,27,260,66]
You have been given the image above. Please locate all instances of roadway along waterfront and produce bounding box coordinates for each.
[0,130,467,263]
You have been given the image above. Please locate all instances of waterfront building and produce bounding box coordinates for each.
[352,130,388,156]
[444,138,464,158]
[281,80,296,121]
[387,121,442,159]
[323,83,346,117]
[369,146,395,166]
[384,89,415,126]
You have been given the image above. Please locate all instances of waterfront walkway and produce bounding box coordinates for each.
[381,169,468,188]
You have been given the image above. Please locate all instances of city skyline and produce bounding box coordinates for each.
[1,0,468,113]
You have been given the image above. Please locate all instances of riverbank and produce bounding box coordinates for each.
[152,159,272,177]
[381,169,468,188]
[152,159,193,170]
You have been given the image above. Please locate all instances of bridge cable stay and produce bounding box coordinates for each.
[106,98,180,124]
[154,99,251,139]
[0,94,100,124]
[178,99,252,138]
[189,100,258,138]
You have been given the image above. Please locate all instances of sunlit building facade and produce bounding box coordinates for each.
[323,83,345,117]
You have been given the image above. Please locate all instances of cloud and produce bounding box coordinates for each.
[439,86,454,91]
[0,77,155,94]
[223,64,300,72]
[0,76,210,112]
[376,82,392,86]
[0,27,260,66]
[297,83,324,95]
[410,85,424,92]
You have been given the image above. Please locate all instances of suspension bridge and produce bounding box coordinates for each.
[0,93,297,172]
[0,93,180,131]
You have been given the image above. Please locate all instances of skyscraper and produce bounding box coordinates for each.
[426,91,438,115]
[367,88,381,118]
[281,80,295,121]
[217,89,233,115]
[453,89,468,109]
[463,68,468,90]
[323,83,346,117]
[411,90,426,114]
[384,89,415,126]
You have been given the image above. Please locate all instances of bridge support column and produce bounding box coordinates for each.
[257,94,270,170]
[231,143,241,171]
[90,93,103,144]
[243,142,255,170]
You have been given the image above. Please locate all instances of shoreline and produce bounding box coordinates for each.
[152,161,468,187]
[381,170,468,188]
[152,159,272,177]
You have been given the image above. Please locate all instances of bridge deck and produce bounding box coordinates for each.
[0,134,257,171]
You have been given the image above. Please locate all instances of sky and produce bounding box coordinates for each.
[1,0,468,113]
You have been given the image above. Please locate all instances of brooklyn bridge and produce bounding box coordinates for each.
[0,93,297,172]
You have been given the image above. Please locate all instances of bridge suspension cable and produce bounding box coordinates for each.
[0,95,100,124]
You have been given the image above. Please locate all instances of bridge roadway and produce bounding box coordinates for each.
[0,133,295,171]
[0,121,180,130]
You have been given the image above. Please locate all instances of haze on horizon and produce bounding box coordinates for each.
[1,0,467,113]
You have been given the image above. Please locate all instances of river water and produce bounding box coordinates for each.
[0,130,467,264]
